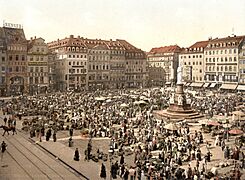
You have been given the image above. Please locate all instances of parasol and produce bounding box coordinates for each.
[164,123,178,131]
[228,129,244,135]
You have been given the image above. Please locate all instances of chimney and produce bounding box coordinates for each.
[30,37,33,40]
[34,36,36,39]
[70,35,74,38]
[78,35,80,38]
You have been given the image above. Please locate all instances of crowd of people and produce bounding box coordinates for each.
[0,87,244,179]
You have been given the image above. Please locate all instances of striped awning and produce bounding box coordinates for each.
[209,83,217,88]
[203,83,210,88]
[237,85,245,91]
[190,82,204,87]
[220,84,237,90]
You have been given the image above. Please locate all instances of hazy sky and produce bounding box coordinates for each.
[1,0,245,51]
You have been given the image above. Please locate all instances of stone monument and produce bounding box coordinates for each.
[153,66,203,121]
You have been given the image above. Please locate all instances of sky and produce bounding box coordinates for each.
[1,0,245,51]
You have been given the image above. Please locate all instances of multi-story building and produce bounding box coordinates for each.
[106,40,126,89]
[118,40,147,88]
[86,41,110,90]
[1,26,28,95]
[0,28,7,96]
[27,37,49,94]
[48,35,88,91]
[147,45,182,85]
[179,41,208,87]
[239,41,245,84]
[47,52,57,92]
[48,36,147,90]
[204,35,245,90]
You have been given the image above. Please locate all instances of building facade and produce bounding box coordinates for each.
[204,36,245,85]
[1,26,28,95]
[179,41,208,83]
[48,36,147,90]
[239,41,245,84]
[87,43,110,90]
[147,45,182,85]
[48,35,88,91]
[118,40,147,88]
[27,37,49,94]
[0,28,7,96]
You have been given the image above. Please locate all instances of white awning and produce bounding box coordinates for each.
[190,82,204,87]
[165,82,171,85]
[209,83,217,88]
[237,85,245,91]
[203,83,210,88]
[184,82,191,86]
[220,83,237,90]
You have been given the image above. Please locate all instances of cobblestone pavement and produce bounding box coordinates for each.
[0,109,244,179]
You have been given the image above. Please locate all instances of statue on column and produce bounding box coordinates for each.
[169,93,175,104]
[178,95,183,106]
[177,66,183,84]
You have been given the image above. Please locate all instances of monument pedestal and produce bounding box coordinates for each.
[153,83,203,121]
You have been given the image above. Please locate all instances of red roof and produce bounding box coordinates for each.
[149,45,182,54]
[189,40,209,49]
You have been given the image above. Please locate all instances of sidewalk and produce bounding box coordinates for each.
[34,139,101,179]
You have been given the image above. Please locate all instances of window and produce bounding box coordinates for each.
[80,55,83,58]
[229,66,232,71]
[16,55,19,61]
[40,67,43,72]
[40,77,44,83]
[30,67,33,72]
[30,77,33,84]
[69,55,71,58]
[2,66,5,71]
[22,55,25,61]
[9,67,12,72]
[16,66,19,72]
[234,57,237,61]
[69,62,71,65]
[199,55,202,58]
[234,49,236,53]
[2,57,5,62]
[35,77,38,84]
